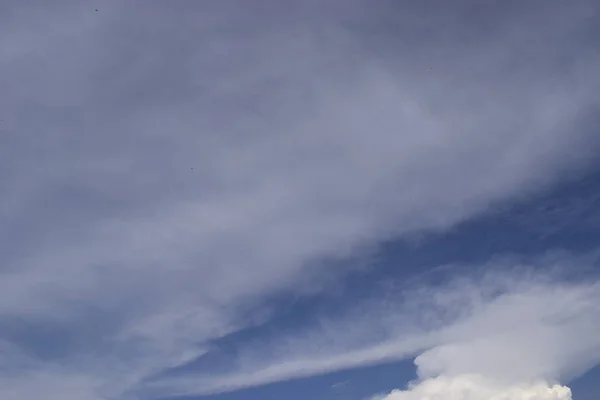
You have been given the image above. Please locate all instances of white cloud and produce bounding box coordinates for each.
[373,375,571,400]
[144,264,600,397]
[40,259,598,400]
[1,1,599,399]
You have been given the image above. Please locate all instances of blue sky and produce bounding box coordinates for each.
[1,1,600,400]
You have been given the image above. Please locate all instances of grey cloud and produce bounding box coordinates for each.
[1,1,599,399]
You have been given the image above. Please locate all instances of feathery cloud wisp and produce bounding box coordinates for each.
[143,263,600,397]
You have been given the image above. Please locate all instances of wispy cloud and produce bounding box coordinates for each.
[144,260,600,397]
[1,1,599,399]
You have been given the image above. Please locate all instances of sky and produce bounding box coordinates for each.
[1,1,600,400]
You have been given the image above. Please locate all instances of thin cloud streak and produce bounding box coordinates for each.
[146,262,600,397]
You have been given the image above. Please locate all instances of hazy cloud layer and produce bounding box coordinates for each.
[1,1,599,399]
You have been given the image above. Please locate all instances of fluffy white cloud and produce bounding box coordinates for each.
[374,375,571,400]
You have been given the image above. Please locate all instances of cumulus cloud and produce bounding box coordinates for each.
[1,1,599,399]
[366,265,600,400]
[373,375,571,400]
